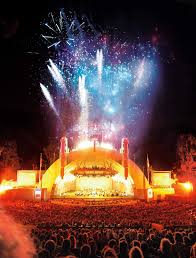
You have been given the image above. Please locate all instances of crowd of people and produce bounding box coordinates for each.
[32,225,195,258]
[0,199,195,257]
[1,199,195,228]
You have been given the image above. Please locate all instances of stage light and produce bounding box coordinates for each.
[76,140,114,150]
[0,185,12,193]
[100,142,113,150]
[0,180,15,193]
[77,140,93,149]
[147,188,153,199]
[183,182,193,192]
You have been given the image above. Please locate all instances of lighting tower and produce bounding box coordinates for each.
[121,138,129,179]
[60,137,68,179]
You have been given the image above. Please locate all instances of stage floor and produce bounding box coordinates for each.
[52,190,131,199]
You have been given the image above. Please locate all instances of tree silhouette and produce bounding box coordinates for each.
[0,140,20,181]
[43,139,59,167]
[0,140,20,169]
[176,134,196,174]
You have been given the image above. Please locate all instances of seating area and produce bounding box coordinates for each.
[0,199,195,257]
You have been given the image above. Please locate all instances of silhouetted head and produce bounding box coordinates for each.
[80,244,91,258]
[160,238,172,255]
[129,246,144,258]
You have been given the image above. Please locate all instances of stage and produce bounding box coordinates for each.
[52,190,131,199]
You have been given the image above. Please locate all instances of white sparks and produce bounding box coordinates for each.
[48,59,66,90]
[134,58,145,87]
[40,83,58,116]
[78,75,89,139]
[96,49,103,80]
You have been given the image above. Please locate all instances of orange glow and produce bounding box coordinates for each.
[76,140,113,150]
[183,182,193,192]
[0,185,12,193]
[0,180,15,193]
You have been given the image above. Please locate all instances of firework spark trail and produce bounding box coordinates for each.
[40,83,59,116]
[96,49,103,80]
[48,59,66,91]
[78,75,89,139]
[134,58,145,87]
[41,35,55,43]
[45,23,57,34]
[59,10,64,31]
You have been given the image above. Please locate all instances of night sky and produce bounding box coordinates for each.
[0,0,195,169]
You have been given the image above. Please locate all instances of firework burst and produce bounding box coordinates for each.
[40,10,159,147]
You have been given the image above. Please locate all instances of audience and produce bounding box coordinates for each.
[0,199,195,258]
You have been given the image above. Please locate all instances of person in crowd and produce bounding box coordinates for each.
[140,241,151,258]
[102,246,118,258]
[80,244,91,258]
[173,232,187,258]
[38,249,50,258]
[57,239,73,257]
[119,239,129,258]
[159,238,174,258]
[190,243,196,258]
[89,240,100,258]
[44,239,56,257]
[129,246,144,258]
